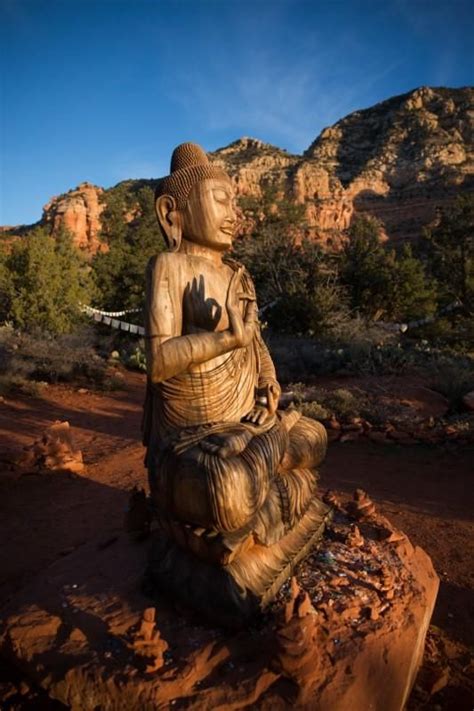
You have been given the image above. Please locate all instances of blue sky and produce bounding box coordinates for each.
[1,0,473,225]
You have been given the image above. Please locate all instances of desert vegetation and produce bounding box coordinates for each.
[0,191,473,437]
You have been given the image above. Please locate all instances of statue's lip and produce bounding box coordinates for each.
[220,226,235,236]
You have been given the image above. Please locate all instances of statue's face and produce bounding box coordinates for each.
[181,178,236,251]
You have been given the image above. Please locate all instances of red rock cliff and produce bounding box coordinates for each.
[42,182,105,254]
[7,87,473,252]
[212,87,473,246]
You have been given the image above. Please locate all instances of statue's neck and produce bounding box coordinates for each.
[180,239,227,266]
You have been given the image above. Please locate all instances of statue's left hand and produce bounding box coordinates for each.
[243,381,281,425]
[243,404,272,426]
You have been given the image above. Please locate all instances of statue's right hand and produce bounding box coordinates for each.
[226,267,257,348]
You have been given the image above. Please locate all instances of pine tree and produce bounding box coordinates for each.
[342,215,437,322]
[93,185,162,311]
[232,190,349,335]
[421,194,474,311]
[1,227,94,333]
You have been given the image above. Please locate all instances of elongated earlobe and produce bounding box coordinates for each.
[155,195,182,252]
[169,222,182,252]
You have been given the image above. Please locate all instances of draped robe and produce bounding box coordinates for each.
[143,251,288,533]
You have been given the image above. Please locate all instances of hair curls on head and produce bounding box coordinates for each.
[155,143,230,210]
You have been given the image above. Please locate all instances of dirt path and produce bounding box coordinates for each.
[1,373,473,707]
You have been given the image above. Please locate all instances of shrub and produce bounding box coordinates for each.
[427,359,474,412]
[298,400,330,421]
[320,388,363,420]
[0,326,111,391]
[120,342,147,372]
[1,227,94,334]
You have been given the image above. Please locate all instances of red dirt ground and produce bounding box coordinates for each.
[0,371,473,708]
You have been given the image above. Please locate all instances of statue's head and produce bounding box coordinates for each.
[155,143,236,253]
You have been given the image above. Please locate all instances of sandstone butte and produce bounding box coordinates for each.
[3,86,473,253]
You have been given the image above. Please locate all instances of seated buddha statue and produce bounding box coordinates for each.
[143,143,330,623]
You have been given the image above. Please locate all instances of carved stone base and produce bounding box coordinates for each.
[146,497,332,627]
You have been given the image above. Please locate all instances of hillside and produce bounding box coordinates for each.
[4,86,473,251]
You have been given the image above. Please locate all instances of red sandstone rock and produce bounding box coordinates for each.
[129,607,168,673]
[346,524,365,547]
[347,489,376,520]
[42,182,105,255]
[274,578,326,705]
[0,504,439,711]
[323,489,343,511]
[212,88,473,246]
[6,88,470,254]
[18,421,83,474]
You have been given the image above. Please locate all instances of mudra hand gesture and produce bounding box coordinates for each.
[243,381,281,426]
[226,267,257,347]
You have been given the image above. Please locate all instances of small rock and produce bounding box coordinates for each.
[323,490,343,511]
[19,681,30,695]
[340,431,361,443]
[17,421,84,474]
[341,423,363,433]
[428,666,450,696]
[388,430,412,444]
[462,391,474,411]
[347,489,376,520]
[346,524,364,547]
[69,628,87,643]
[368,431,388,444]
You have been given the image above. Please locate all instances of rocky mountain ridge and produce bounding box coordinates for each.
[212,86,473,246]
[4,86,473,251]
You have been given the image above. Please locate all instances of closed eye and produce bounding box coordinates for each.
[212,189,231,203]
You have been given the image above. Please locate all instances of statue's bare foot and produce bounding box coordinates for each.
[200,429,253,458]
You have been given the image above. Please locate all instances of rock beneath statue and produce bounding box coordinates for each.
[18,421,84,474]
[0,498,438,711]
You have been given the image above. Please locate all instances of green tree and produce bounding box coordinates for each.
[232,190,349,335]
[1,227,94,334]
[421,194,474,310]
[342,215,436,322]
[341,215,390,317]
[391,244,437,322]
[93,184,162,311]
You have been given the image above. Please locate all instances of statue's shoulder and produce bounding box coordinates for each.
[147,250,187,274]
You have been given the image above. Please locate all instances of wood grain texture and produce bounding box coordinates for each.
[146,497,332,627]
[144,143,330,619]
